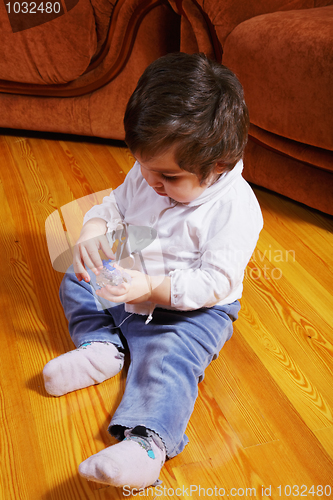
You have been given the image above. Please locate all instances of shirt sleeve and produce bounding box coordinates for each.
[169,198,263,310]
[83,190,123,232]
[82,162,141,232]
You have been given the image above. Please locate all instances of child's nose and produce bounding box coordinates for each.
[146,171,163,188]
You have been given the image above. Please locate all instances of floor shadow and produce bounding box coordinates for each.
[40,473,127,500]
[252,184,333,232]
[26,371,49,397]
[0,126,126,148]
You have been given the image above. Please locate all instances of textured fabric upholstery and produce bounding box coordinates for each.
[169,0,333,214]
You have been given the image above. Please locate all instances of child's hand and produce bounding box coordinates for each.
[73,218,115,282]
[95,265,152,304]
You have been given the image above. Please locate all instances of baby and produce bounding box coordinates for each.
[43,52,263,490]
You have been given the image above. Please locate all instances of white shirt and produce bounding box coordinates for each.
[83,160,263,315]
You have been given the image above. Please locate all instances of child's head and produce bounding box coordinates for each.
[124,52,249,186]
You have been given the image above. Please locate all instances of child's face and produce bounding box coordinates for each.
[135,148,220,204]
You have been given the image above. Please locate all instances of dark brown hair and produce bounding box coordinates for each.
[124,52,249,183]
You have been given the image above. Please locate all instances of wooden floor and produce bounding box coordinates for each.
[0,129,332,499]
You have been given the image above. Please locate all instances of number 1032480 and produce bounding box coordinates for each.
[277,485,332,496]
[5,2,61,14]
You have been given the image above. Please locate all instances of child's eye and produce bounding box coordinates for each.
[161,174,177,182]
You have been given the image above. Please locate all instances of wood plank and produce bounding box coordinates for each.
[204,332,333,481]
[60,189,113,249]
[58,140,128,191]
[237,298,333,430]
[204,341,278,448]
[45,209,73,273]
[314,426,333,459]
[255,229,333,325]
[0,135,71,355]
[254,188,333,288]
[0,175,50,499]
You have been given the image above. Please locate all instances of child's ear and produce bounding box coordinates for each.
[214,161,227,174]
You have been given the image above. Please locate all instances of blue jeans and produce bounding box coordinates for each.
[60,266,240,458]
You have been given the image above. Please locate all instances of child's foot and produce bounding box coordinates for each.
[43,342,124,396]
[78,428,166,489]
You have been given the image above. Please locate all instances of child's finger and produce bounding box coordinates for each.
[112,263,122,271]
[73,260,91,282]
[79,245,103,272]
[73,254,88,277]
[105,282,128,295]
[96,283,129,300]
[100,237,116,260]
[75,272,90,283]
[113,263,132,275]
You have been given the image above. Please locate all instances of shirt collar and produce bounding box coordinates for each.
[184,160,244,207]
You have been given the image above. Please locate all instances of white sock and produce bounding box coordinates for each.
[78,430,166,489]
[43,342,124,396]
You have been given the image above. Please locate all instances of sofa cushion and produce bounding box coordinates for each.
[193,0,333,47]
[0,0,100,85]
[223,5,333,151]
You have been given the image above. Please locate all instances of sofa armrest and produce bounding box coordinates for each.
[170,0,333,56]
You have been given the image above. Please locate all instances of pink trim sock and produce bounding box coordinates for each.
[43,342,124,396]
[78,429,166,489]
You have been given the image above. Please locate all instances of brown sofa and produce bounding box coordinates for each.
[0,0,180,139]
[169,0,333,215]
[1,0,332,215]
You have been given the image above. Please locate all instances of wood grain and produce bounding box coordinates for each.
[0,130,332,499]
